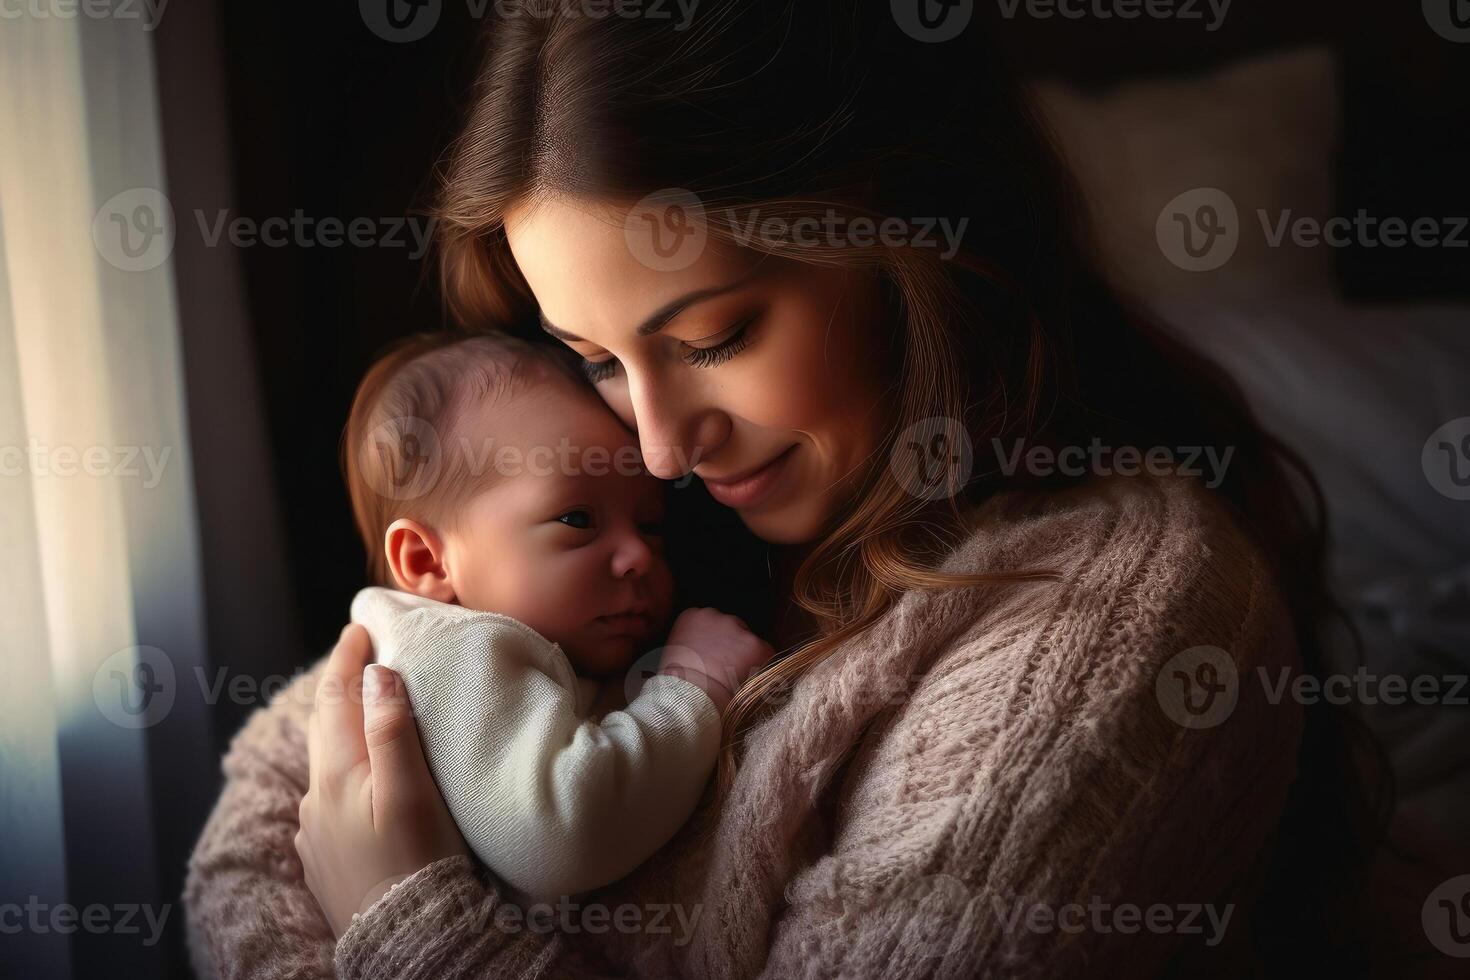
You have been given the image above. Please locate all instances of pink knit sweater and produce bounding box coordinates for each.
[184,475,1303,978]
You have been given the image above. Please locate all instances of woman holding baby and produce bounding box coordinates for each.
[184,1,1379,976]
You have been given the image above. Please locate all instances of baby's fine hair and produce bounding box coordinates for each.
[342,331,586,585]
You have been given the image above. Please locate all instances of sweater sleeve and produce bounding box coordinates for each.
[355,589,722,902]
[182,664,337,980]
[183,652,601,980]
[758,487,1306,978]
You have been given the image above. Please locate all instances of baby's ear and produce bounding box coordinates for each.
[384,518,454,603]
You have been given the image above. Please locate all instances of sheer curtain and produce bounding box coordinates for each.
[0,9,212,979]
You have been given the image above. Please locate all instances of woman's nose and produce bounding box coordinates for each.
[627,372,730,480]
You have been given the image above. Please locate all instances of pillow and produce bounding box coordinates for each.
[1029,47,1340,304]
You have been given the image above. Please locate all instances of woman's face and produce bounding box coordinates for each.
[504,193,893,545]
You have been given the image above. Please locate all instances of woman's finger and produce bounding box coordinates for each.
[306,709,321,793]
[361,664,435,826]
[317,623,373,783]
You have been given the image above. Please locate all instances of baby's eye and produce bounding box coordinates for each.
[638,520,665,536]
[557,509,595,530]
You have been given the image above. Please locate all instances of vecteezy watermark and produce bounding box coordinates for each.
[1155,648,1470,730]
[723,210,971,262]
[93,647,355,729]
[92,187,176,273]
[623,189,709,273]
[192,210,435,259]
[92,188,435,272]
[901,875,1234,952]
[1257,667,1469,708]
[94,646,177,730]
[891,0,974,43]
[1424,875,1470,957]
[993,0,1231,32]
[1157,188,1469,272]
[992,438,1235,489]
[622,189,972,271]
[1423,0,1470,43]
[0,0,167,30]
[355,871,705,944]
[357,418,705,503]
[1256,210,1470,250]
[0,440,173,489]
[477,895,701,942]
[1155,187,1240,272]
[0,899,171,947]
[1424,416,1470,501]
[360,0,700,44]
[1156,646,1239,729]
[890,417,975,500]
[992,894,1234,946]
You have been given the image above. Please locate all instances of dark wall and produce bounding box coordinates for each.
[206,0,1468,658]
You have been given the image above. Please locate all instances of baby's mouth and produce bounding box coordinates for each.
[594,609,652,636]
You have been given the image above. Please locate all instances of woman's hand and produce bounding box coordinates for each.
[296,624,468,937]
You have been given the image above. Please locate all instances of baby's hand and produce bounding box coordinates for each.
[658,607,775,713]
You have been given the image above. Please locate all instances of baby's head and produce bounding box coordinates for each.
[344,332,674,676]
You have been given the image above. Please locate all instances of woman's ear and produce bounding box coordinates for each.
[384,518,456,603]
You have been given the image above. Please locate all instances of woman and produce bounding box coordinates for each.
[185,1,1377,976]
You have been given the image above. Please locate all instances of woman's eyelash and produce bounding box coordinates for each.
[581,358,617,383]
[681,314,758,368]
[578,314,760,382]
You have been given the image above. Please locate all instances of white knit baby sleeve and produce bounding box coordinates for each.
[349,587,721,902]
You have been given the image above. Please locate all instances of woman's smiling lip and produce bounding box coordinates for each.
[699,444,798,509]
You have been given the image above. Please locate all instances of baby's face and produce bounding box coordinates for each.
[440,380,674,676]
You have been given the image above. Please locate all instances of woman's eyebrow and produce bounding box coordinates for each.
[538,271,761,344]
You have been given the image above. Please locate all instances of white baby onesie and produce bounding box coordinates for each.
[350,587,721,901]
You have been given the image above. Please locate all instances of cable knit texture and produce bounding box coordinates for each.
[184,474,1304,979]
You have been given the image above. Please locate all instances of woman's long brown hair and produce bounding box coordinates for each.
[421,0,1389,968]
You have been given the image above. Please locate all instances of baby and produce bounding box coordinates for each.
[341,331,774,902]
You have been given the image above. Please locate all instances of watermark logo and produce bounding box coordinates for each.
[361,0,700,43]
[360,0,442,41]
[93,190,436,270]
[0,0,168,31]
[892,0,973,42]
[624,189,708,273]
[1159,188,1468,271]
[359,416,445,502]
[1423,875,1470,957]
[1,440,173,488]
[992,438,1234,489]
[1424,0,1470,42]
[994,0,1230,31]
[890,416,975,500]
[0,898,171,946]
[1156,187,1239,272]
[1155,645,1238,729]
[727,210,970,260]
[93,187,175,273]
[1423,417,1470,501]
[93,646,176,730]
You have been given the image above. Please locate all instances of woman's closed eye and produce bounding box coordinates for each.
[579,312,762,383]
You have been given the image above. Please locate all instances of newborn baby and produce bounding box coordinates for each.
[341,331,773,902]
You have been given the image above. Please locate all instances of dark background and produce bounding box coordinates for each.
[193,0,1468,682]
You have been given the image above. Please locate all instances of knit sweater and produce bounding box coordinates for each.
[350,586,721,902]
[183,474,1304,979]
